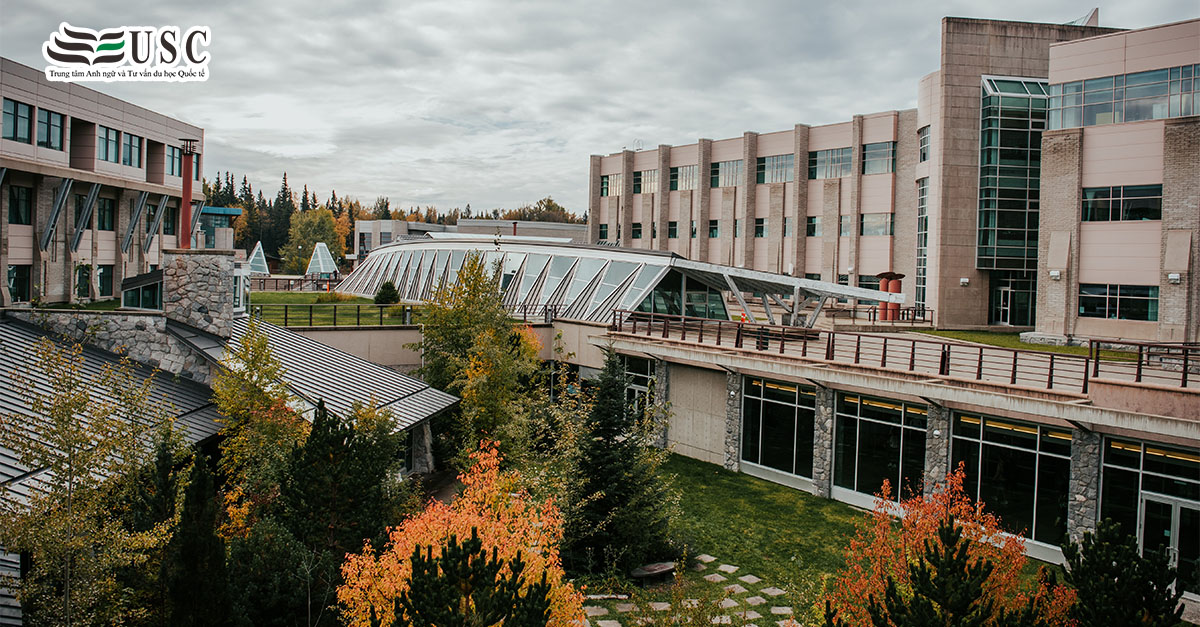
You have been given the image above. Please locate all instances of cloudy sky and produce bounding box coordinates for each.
[2,1,1195,216]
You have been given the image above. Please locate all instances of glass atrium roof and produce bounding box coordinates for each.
[338,238,903,326]
[305,242,338,276]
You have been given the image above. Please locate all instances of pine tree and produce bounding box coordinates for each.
[372,196,391,220]
[398,528,551,627]
[165,455,230,627]
[1061,519,1185,627]
[301,184,312,212]
[374,280,400,304]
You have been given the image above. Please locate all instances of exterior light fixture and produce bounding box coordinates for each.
[1049,270,1062,281]
[1167,273,1181,284]
[959,277,970,287]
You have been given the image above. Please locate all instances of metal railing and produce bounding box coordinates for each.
[251,303,414,327]
[607,310,1197,393]
[250,277,342,292]
[509,304,560,323]
[826,304,936,325]
[1089,340,1198,389]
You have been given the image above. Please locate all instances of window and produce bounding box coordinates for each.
[7,265,32,302]
[861,142,896,174]
[167,146,183,176]
[690,220,697,238]
[37,109,64,150]
[98,264,114,297]
[839,215,851,236]
[918,126,930,162]
[162,204,176,236]
[916,178,929,307]
[1079,284,1158,321]
[834,393,928,500]
[734,219,741,237]
[122,134,142,167]
[708,220,719,238]
[600,173,622,197]
[2,98,33,143]
[632,169,657,194]
[193,153,201,181]
[741,377,818,478]
[97,126,120,163]
[74,194,88,227]
[8,186,32,225]
[669,165,697,191]
[710,160,743,188]
[96,198,116,231]
[755,154,794,184]
[123,281,162,310]
[598,224,608,241]
[651,223,657,239]
[808,147,852,179]
[631,222,642,239]
[75,265,91,299]
[806,216,822,237]
[1050,64,1199,129]
[804,273,821,281]
[379,232,392,246]
[783,217,793,237]
[359,232,372,253]
[952,412,1071,544]
[667,221,678,239]
[1099,437,1200,568]
[753,218,767,238]
[857,276,881,305]
[859,213,894,236]
[1082,185,1162,221]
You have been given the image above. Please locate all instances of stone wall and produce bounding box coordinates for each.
[811,385,836,498]
[162,248,235,338]
[723,372,741,471]
[1067,430,1101,542]
[922,404,952,496]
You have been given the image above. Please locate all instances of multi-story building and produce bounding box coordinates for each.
[589,14,1120,330]
[1,57,205,306]
[351,218,588,262]
[1033,19,1200,344]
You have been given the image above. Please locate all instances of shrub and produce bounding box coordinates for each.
[374,281,400,304]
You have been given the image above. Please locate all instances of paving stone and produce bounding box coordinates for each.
[696,554,717,563]
[584,606,609,617]
[769,606,793,615]
[739,610,762,620]
[738,574,762,584]
[692,563,707,571]
[615,603,636,613]
[710,617,732,625]
[760,587,786,597]
[718,598,740,609]
[597,621,622,627]
[648,602,671,611]
[703,573,728,583]
[744,596,767,606]
[776,620,799,627]
[683,599,699,609]
[723,583,748,595]
[717,564,739,573]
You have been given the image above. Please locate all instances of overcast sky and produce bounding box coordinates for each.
[2,1,1195,216]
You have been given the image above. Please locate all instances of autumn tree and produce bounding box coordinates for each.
[338,442,584,627]
[0,340,175,626]
[1060,519,1185,626]
[500,197,584,223]
[824,465,1075,626]
[281,208,345,274]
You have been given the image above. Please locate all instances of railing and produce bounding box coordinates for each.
[250,277,343,292]
[1089,340,1198,389]
[251,303,414,327]
[826,305,936,325]
[608,310,1196,393]
[509,304,560,323]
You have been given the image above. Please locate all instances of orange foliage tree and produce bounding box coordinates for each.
[338,441,584,626]
[824,465,1075,625]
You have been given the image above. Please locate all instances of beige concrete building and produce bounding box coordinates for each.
[589,15,1117,330]
[1032,19,1200,344]
[1,57,205,305]
[351,218,588,261]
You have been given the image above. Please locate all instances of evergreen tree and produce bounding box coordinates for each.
[328,190,342,218]
[398,528,551,627]
[565,349,676,573]
[1061,519,1185,627]
[372,196,392,220]
[268,173,297,256]
[165,455,230,627]
[300,184,312,212]
[374,281,400,304]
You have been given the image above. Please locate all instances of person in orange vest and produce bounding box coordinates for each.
[740,311,747,323]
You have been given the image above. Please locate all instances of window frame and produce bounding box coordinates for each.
[8,185,33,225]
[122,133,143,168]
[97,126,121,163]
[918,126,930,162]
[37,109,64,150]
[2,98,33,144]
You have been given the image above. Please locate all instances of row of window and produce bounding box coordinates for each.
[611,213,894,241]
[9,185,178,235]
[1081,185,1161,222]
[1079,284,1158,321]
[2,98,63,150]
[1049,64,1200,129]
[5,263,116,302]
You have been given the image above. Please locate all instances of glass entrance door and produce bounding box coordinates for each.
[996,287,1011,326]
[1140,494,1200,597]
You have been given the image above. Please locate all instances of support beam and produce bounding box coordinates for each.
[143,195,170,252]
[189,200,205,247]
[768,292,793,316]
[121,191,149,253]
[792,286,802,325]
[68,183,100,253]
[804,296,827,328]
[0,167,7,187]
[724,273,754,322]
[40,178,74,251]
[761,294,776,325]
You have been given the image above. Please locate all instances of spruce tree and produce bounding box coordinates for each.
[165,455,230,627]
[1061,519,1185,627]
[375,280,400,304]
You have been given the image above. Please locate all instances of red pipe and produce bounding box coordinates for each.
[878,278,891,321]
[888,278,901,321]
[181,150,194,249]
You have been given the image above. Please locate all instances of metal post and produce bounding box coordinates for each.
[854,335,861,364]
[1182,349,1190,388]
[1082,358,1090,394]
[976,347,984,380]
[1136,346,1143,382]
[284,306,289,327]
[1010,351,1018,385]
[309,305,313,326]
[909,340,916,371]
[881,337,888,369]
[333,306,337,326]
[825,333,835,361]
[1047,353,1055,389]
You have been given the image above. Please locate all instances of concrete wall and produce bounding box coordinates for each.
[664,364,728,465]
[291,325,425,371]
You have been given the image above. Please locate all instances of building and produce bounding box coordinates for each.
[341,236,1199,597]
[1031,19,1200,344]
[1,57,206,306]
[588,14,1126,331]
[196,205,241,250]
[351,218,588,262]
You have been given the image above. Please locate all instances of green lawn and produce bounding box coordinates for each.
[249,292,372,305]
[247,291,416,327]
[917,330,1135,360]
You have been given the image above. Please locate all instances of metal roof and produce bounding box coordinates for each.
[171,317,458,428]
[201,205,244,217]
[338,238,904,325]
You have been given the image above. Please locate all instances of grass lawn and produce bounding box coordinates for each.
[917,329,1135,361]
[249,291,372,305]
[246,291,418,327]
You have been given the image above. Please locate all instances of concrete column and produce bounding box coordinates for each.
[1160,118,1199,343]
[619,150,634,245]
[1034,129,1084,341]
[696,139,713,262]
[1067,429,1101,543]
[741,132,758,267]
[653,358,670,447]
[723,372,742,471]
[792,124,811,276]
[767,184,785,273]
[821,179,842,281]
[847,116,864,290]
[587,155,602,244]
[656,145,671,252]
[811,385,836,498]
[893,110,920,305]
[922,404,952,496]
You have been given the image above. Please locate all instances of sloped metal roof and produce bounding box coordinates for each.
[171,317,458,428]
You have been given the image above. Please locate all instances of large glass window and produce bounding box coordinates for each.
[806,216,821,237]
[859,213,894,236]
[1079,284,1158,321]
[7,265,32,302]
[623,356,654,415]
[1050,64,1199,129]
[951,413,1071,544]
[632,169,658,194]
[162,204,177,236]
[75,265,91,299]
[2,98,33,143]
[97,126,120,163]
[95,197,115,231]
[98,264,114,297]
[977,78,1045,272]
[918,126,930,162]
[710,160,743,188]
[1081,185,1161,221]
[167,146,183,176]
[741,377,817,478]
[783,217,792,237]
[916,178,929,308]
[669,165,697,191]
[122,133,143,167]
[808,148,852,179]
[834,394,927,500]
[839,215,851,237]
[8,186,32,225]
[756,154,794,184]
[861,142,896,175]
[37,109,64,150]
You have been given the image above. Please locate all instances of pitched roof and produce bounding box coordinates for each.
[248,241,270,276]
[305,242,337,275]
